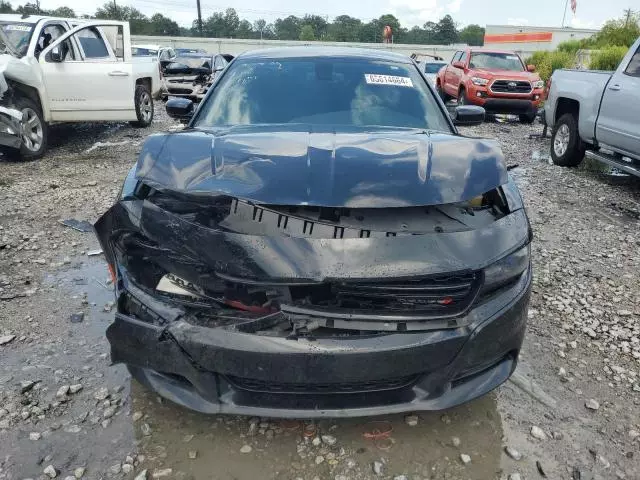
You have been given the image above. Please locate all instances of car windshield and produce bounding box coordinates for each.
[171,56,212,69]
[195,57,451,132]
[424,62,446,73]
[132,47,158,56]
[469,52,525,71]
[0,22,35,58]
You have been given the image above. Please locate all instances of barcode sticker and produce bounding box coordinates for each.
[364,74,413,87]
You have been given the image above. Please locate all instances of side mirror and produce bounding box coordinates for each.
[452,61,465,69]
[49,45,64,62]
[166,97,195,123]
[452,105,485,126]
[527,64,536,72]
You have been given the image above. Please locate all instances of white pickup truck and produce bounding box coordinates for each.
[0,15,162,159]
[545,37,640,176]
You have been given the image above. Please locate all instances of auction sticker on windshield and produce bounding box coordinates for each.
[4,24,31,31]
[364,74,413,87]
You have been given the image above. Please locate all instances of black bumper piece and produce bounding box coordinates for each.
[483,99,537,115]
[107,270,531,418]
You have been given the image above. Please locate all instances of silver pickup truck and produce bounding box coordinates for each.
[545,37,640,176]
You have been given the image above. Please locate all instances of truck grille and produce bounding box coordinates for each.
[490,80,532,94]
[290,271,481,319]
[226,374,420,394]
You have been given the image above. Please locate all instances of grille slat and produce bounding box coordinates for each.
[227,374,420,394]
[490,80,532,94]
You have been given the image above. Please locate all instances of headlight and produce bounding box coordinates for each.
[471,77,489,86]
[483,245,530,292]
[533,80,544,89]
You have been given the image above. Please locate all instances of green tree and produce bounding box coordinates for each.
[274,15,301,40]
[16,2,40,15]
[458,24,484,46]
[593,16,640,47]
[236,19,253,39]
[149,13,180,36]
[299,24,315,41]
[328,15,362,42]
[0,0,13,13]
[302,15,328,39]
[434,15,458,44]
[253,19,267,39]
[377,14,401,42]
[590,45,629,69]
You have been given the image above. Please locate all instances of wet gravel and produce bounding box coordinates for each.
[1,109,639,480]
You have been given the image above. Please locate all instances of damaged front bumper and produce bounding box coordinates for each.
[96,188,532,417]
[0,74,23,149]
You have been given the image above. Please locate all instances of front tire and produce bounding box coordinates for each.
[551,113,586,167]
[130,84,154,128]
[16,95,47,160]
[519,112,536,124]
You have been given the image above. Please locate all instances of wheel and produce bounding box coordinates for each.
[458,89,468,106]
[436,84,450,102]
[15,95,47,160]
[519,112,536,124]
[550,113,586,167]
[130,84,154,127]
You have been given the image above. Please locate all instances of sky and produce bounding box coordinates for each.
[36,0,630,29]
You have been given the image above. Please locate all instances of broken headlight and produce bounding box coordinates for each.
[482,244,530,293]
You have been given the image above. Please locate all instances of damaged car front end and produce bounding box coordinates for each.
[0,68,23,150]
[96,47,532,417]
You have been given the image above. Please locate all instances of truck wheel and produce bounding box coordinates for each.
[16,96,47,160]
[437,84,450,102]
[551,113,586,167]
[458,89,468,106]
[130,84,154,128]
[519,112,536,124]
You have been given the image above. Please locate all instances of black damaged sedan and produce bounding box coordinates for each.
[95,47,532,417]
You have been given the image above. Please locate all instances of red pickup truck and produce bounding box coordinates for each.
[436,49,545,123]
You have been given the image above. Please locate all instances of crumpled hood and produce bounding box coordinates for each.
[135,127,508,208]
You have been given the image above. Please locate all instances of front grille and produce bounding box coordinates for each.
[167,87,194,94]
[490,80,532,94]
[226,374,420,394]
[292,271,481,318]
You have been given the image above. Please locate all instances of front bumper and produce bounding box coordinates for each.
[465,86,543,115]
[107,266,531,417]
[0,107,22,149]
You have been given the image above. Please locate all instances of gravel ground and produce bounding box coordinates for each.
[1,107,639,480]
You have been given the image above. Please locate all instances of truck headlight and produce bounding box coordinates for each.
[533,80,544,89]
[471,77,489,86]
[483,245,530,292]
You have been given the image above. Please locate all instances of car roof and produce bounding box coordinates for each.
[0,14,75,24]
[132,44,170,50]
[239,46,412,63]
[468,49,521,55]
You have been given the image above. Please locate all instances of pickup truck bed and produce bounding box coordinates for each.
[545,37,640,175]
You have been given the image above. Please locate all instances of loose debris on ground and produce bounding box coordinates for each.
[0,109,638,479]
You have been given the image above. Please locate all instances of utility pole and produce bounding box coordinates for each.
[623,8,633,27]
[561,0,569,27]
[196,0,203,36]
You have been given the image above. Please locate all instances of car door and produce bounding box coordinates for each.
[39,22,135,122]
[595,44,640,156]
[445,51,462,95]
[451,51,468,91]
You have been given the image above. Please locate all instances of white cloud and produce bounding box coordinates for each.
[507,18,529,26]
[387,0,445,27]
[447,0,462,14]
[570,17,599,29]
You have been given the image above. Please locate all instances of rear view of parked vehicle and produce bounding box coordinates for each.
[163,52,233,102]
[96,47,532,418]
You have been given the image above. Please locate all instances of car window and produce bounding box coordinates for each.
[460,51,469,65]
[35,23,67,58]
[469,52,525,71]
[100,25,124,60]
[624,46,640,77]
[0,22,35,57]
[132,47,158,56]
[195,57,452,132]
[424,62,446,73]
[451,51,462,64]
[214,55,226,69]
[159,49,172,61]
[77,27,110,59]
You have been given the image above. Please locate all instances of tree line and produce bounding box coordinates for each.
[0,1,485,45]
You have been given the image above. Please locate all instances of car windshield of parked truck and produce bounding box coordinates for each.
[0,22,34,58]
[424,62,447,73]
[195,57,452,132]
[470,52,525,71]
[132,47,158,56]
